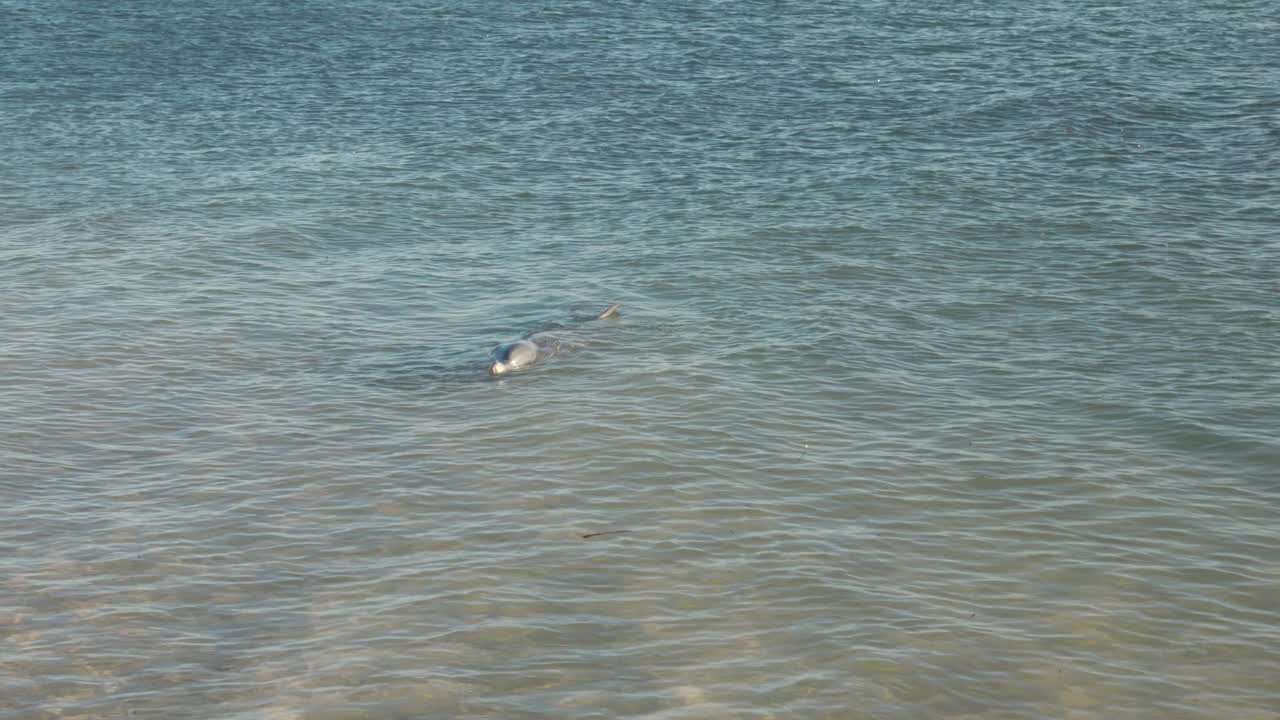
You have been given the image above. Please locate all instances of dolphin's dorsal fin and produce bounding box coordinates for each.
[595,304,621,320]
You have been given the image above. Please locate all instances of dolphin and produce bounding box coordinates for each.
[488,304,620,376]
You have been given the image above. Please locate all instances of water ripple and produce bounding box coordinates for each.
[5,0,1280,718]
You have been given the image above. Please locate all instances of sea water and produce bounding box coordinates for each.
[2,1,1277,718]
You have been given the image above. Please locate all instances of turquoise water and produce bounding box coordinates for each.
[2,1,1278,718]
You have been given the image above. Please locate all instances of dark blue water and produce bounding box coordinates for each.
[3,1,1277,717]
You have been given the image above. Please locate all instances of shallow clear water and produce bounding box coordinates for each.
[2,1,1278,718]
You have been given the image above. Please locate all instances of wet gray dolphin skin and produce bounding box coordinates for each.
[488,304,620,376]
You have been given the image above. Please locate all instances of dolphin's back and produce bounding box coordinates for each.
[490,339,538,369]
[487,305,619,375]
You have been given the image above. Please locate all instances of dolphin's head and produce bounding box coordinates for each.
[489,339,538,376]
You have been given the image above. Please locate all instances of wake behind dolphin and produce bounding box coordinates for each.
[488,304,620,376]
